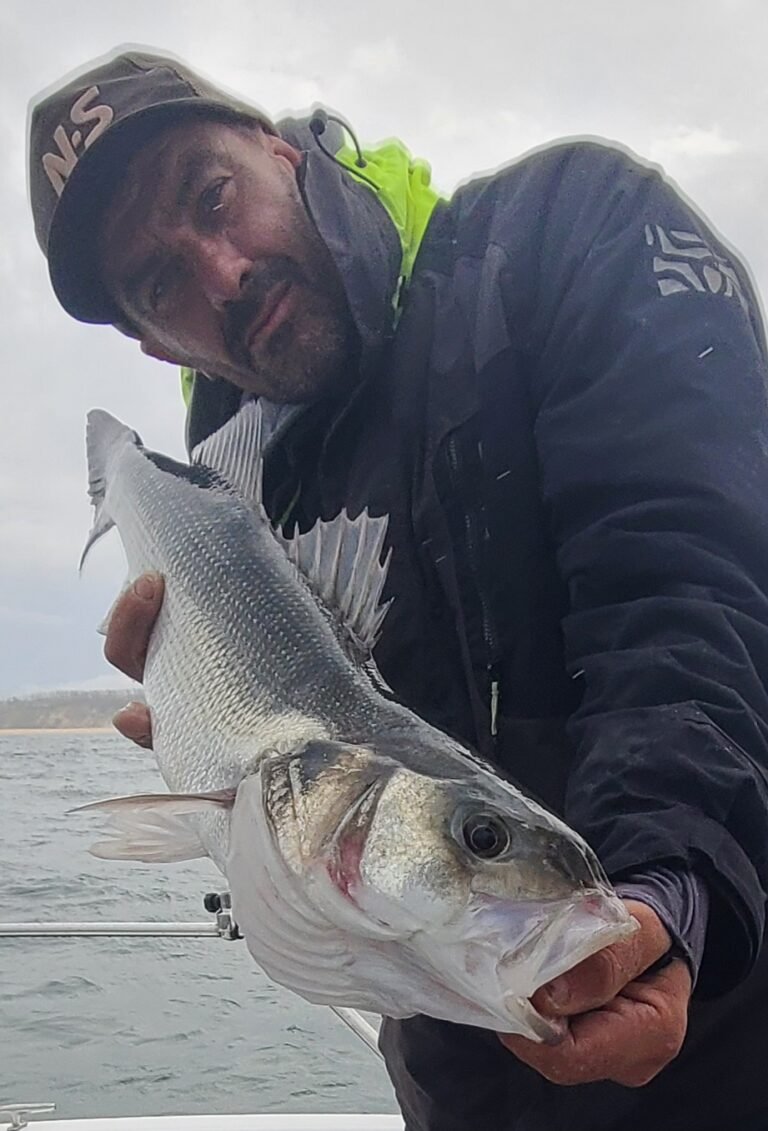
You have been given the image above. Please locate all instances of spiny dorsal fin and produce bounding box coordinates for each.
[191,399,264,505]
[191,400,393,656]
[279,509,393,657]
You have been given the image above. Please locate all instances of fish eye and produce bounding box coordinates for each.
[461,812,511,860]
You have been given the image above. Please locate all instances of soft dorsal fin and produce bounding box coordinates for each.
[191,399,264,505]
[279,509,392,656]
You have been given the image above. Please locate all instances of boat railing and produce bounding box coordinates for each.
[0,891,384,1125]
[0,1105,56,1130]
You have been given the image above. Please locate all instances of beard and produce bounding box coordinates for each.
[248,299,357,403]
[220,215,358,404]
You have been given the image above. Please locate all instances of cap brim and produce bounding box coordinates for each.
[47,99,264,325]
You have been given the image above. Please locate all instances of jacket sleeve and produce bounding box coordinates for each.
[521,142,768,996]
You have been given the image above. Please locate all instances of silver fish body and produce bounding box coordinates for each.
[80,403,636,1038]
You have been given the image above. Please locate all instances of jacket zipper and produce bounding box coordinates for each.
[446,434,502,741]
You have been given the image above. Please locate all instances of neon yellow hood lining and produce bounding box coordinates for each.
[182,135,443,408]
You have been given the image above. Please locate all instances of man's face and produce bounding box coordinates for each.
[98,118,356,402]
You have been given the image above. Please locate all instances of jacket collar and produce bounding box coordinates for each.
[293,138,402,375]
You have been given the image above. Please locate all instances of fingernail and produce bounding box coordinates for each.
[115,701,144,717]
[542,976,570,1009]
[542,1017,568,1046]
[133,574,157,600]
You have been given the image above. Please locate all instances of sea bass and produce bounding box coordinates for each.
[78,401,636,1040]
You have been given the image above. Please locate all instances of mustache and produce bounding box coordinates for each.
[224,258,305,360]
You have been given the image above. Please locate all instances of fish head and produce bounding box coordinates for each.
[325,756,637,1038]
[424,775,637,1038]
[235,740,636,1038]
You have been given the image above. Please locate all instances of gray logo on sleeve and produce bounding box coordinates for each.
[645,224,749,314]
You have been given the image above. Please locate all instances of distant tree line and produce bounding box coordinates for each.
[0,689,144,729]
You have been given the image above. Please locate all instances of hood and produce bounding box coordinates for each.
[184,112,442,451]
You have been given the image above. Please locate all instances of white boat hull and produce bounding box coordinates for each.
[17,1118,403,1130]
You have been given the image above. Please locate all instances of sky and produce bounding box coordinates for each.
[1,0,767,697]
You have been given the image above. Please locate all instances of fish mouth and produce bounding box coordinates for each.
[523,890,638,989]
[495,889,638,1036]
[416,888,637,1040]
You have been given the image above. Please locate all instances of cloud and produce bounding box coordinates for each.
[4,0,768,698]
[416,105,549,192]
[9,671,139,697]
[349,37,402,79]
[0,605,73,628]
[56,672,140,693]
[648,125,743,164]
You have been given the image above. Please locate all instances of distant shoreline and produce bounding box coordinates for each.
[0,726,114,735]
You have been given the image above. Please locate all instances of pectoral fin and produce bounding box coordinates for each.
[70,790,236,863]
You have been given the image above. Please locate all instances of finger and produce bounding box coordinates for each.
[501,959,691,1087]
[113,701,153,749]
[104,573,164,681]
[534,900,671,1016]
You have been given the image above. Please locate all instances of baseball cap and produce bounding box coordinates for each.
[28,48,276,324]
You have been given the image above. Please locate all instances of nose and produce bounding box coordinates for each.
[187,237,251,307]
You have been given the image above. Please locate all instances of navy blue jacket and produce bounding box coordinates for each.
[188,132,768,1129]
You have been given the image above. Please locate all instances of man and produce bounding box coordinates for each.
[28,49,768,1130]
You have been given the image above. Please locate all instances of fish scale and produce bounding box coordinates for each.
[77,401,637,1039]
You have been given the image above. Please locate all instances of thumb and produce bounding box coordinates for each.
[104,572,164,681]
[535,901,671,1017]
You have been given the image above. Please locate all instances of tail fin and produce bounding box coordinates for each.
[79,410,141,571]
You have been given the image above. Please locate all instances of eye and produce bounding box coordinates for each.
[147,264,177,314]
[148,277,165,313]
[461,812,511,860]
[199,177,230,221]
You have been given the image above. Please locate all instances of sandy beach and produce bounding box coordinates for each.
[0,726,114,735]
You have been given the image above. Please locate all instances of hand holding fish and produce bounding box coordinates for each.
[95,566,691,1078]
[106,572,163,749]
[499,900,691,1085]
[83,403,638,1038]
